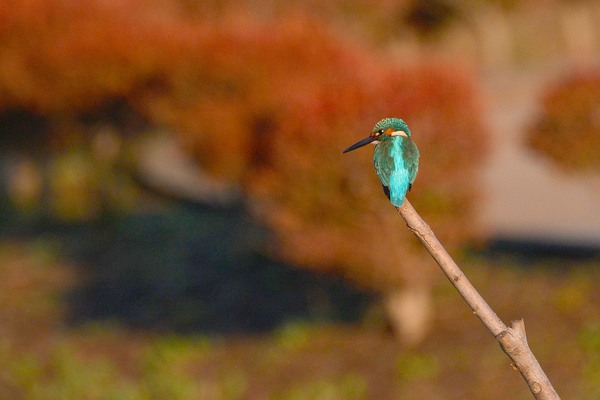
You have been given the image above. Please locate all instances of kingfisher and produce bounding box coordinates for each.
[343,118,419,207]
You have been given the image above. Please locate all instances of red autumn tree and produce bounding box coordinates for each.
[0,0,489,343]
[527,69,600,172]
[134,11,489,343]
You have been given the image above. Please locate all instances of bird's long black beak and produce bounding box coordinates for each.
[342,135,377,153]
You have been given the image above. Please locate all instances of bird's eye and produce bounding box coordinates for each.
[377,129,384,135]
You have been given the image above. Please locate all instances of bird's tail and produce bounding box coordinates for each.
[382,184,390,200]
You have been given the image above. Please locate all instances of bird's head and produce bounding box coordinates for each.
[343,118,411,153]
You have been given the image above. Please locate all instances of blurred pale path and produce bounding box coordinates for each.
[481,64,600,245]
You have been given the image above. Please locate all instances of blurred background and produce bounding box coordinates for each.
[1,0,599,398]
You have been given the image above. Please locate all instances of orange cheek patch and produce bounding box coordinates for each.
[384,127,395,136]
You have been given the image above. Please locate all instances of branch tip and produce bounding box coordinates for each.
[395,200,560,399]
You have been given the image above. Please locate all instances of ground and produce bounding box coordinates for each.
[1,240,598,399]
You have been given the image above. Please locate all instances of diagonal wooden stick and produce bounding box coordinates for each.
[396,200,560,400]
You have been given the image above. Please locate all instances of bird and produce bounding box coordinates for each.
[343,118,420,207]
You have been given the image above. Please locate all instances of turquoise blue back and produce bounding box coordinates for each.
[373,136,419,206]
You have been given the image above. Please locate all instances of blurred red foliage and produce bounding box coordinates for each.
[527,69,600,172]
[0,0,489,291]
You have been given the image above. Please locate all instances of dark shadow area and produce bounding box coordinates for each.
[0,104,374,335]
[483,236,600,266]
[0,203,374,334]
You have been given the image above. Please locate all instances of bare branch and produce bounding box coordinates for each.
[396,200,560,400]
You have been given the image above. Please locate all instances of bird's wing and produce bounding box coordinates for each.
[373,142,393,188]
[404,139,420,185]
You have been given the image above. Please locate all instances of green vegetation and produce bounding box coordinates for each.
[1,241,599,399]
[578,323,600,399]
[273,374,367,400]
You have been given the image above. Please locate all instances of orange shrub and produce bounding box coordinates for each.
[136,12,488,289]
[527,69,600,172]
[0,1,489,291]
